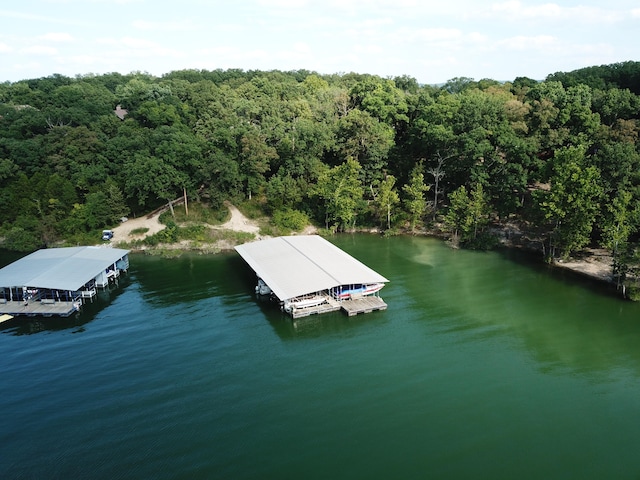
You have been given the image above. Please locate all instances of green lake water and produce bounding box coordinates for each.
[2,234,640,479]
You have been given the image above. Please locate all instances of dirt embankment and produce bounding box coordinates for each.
[110,203,263,244]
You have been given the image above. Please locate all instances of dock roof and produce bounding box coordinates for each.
[0,246,129,291]
[234,235,388,300]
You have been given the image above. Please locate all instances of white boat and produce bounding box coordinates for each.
[255,278,272,296]
[332,283,385,300]
[283,295,327,313]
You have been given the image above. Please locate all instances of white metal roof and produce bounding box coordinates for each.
[0,246,130,291]
[234,235,388,300]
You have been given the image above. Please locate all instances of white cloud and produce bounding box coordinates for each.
[131,20,194,32]
[0,9,88,26]
[292,42,311,54]
[20,45,59,55]
[500,34,557,51]
[98,36,158,49]
[632,8,640,18]
[256,0,309,7]
[37,32,74,42]
[0,42,13,53]
[403,27,464,43]
[490,1,622,23]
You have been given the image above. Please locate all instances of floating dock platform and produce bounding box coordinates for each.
[0,300,80,317]
[340,296,388,316]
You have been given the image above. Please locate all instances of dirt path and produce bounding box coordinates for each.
[110,212,166,244]
[215,203,260,234]
[110,202,261,245]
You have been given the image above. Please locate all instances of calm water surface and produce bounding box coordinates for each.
[2,235,640,479]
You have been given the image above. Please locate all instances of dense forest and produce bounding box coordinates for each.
[1,61,640,290]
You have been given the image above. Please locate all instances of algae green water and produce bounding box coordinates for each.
[2,235,640,479]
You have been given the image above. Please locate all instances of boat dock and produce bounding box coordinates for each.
[236,235,389,319]
[0,246,130,318]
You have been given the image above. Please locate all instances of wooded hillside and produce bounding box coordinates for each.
[1,62,640,285]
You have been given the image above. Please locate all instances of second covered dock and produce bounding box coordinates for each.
[235,235,389,318]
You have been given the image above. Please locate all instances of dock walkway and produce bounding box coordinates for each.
[288,294,387,318]
[0,300,79,317]
[340,296,387,316]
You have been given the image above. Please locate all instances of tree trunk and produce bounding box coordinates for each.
[387,203,391,230]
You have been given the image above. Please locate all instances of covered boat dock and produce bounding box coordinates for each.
[235,235,388,318]
[0,246,130,317]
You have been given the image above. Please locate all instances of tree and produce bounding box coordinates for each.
[537,146,603,259]
[426,151,453,219]
[238,129,277,199]
[444,183,490,247]
[601,190,636,288]
[373,174,400,230]
[124,154,187,208]
[314,158,364,231]
[444,186,469,246]
[334,109,394,187]
[402,162,429,232]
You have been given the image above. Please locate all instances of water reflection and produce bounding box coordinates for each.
[131,252,252,306]
[389,235,640,380]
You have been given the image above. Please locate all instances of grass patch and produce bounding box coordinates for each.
[205,229,255,244]
[160,202,229,225]
[127,222,255,249]
[236,198,267,220]
[130,227,149,236]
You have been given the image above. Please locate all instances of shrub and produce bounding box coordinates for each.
[272,208,309,232]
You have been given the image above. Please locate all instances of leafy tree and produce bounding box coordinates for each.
[443,77,476,94]
[444,185,469,246]
[348,77,409,127]
[373,174,400,230]
[334,109,394,187]
[444,183,490,247]
[124,154,187,208]
[536,146,603,259]
[314,158,364,231]
[238,129,277,199]
[601,190,637,287]
[266,172,303,213]
[402,162,429,232]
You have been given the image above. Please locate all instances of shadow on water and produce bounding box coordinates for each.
[496,246,622,300]
[130,251,252,307]
[266,305,388,340]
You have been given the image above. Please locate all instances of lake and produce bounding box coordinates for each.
[2,234,640,479]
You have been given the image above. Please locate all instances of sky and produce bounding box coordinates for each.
[1,0,639,85]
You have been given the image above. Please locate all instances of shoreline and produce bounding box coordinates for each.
[119,224,618,295]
